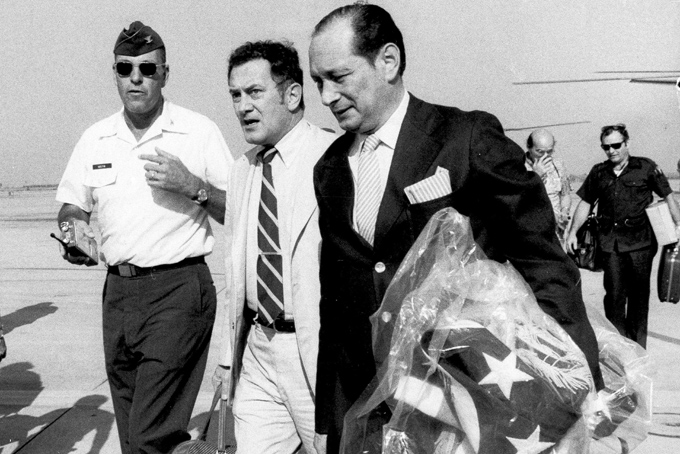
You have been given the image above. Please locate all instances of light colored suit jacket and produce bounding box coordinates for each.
[219,119,336,403]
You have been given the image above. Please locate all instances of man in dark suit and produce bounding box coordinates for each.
[308,4,604,453]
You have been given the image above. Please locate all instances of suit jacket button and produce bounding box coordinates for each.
[375,262,386,273]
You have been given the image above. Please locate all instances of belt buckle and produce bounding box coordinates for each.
[118,264,136,277]
[273,318,294,333]
[272,318,283,331]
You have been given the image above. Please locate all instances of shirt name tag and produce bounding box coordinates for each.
[93,163,112,170]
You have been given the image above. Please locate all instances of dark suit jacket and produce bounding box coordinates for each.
[313,95,603,449]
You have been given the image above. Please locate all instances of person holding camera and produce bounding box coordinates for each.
[55,21,232,454]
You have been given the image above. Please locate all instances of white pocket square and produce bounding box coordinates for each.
[404,167,452,204]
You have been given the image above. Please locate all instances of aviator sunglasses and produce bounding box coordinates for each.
[601,141,626,152]
[114,61,166,78]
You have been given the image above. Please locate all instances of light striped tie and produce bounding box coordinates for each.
[256,147,284,325]
[355,134,382,245]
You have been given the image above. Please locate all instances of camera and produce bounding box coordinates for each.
[52,220,99,266]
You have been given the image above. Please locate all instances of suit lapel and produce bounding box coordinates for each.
[375,96,445,247]
[290,147,322,253]
[316,132,356,228]
[233,150,260,305]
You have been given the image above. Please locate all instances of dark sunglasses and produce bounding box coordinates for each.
[114,62,166,78]
[601,141,626,151]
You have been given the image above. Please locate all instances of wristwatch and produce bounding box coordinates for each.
[192,186,209,205]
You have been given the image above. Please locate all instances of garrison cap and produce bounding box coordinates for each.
[113,21,164,56]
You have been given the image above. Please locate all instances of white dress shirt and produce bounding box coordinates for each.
[56,101,233,267]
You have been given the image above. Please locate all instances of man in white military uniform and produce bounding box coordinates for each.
[214,40,336,454]
[55,21,232,454]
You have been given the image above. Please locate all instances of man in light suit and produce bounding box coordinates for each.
[525,129,572,247]
[215,40,336,454]
[308,5,604,453]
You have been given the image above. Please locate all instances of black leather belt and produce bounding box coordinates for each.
[108,256,205,278]
[245,307,295,333]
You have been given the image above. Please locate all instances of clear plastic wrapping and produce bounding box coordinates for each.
[340,207,651,454]
[585,302,653,454]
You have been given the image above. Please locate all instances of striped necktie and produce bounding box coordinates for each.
[355,134,382,245]
[257,147,284,324]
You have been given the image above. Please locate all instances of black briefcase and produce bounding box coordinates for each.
[569,212,602,272]
[658,243,680,303]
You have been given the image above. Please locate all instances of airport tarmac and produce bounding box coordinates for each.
[1,189,679,454]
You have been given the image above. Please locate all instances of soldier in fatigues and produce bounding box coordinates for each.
[568,123,680,347]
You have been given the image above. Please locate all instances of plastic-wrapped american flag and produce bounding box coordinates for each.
[341,207,650,454]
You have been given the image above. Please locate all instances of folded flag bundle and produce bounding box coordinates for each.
[400,322,588,454]
[342,208,595,454]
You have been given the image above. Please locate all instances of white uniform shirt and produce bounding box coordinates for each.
[56,101,233,267]
[348,91,410,230]
[244,119,336,317]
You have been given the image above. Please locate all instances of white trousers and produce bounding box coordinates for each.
[233,324,316,454]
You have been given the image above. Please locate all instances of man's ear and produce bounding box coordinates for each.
[376,43,401,83]
[286,82,303,111]
[161,65,170,88]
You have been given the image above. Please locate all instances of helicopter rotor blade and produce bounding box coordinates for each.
[514,75,677,85]
[505,120,591,132]
[594,70,680,74]
[629,78,678,85]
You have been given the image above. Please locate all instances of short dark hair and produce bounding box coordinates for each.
[228,40,304,109]
[600,123,629,142]
[313,3,406,76]
[526,133,534,149]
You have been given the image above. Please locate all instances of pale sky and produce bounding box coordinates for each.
[2,0,680,187]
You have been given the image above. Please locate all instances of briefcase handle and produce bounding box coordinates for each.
[197,383,232,452]
[217,390,228,453]
[195,384,221,442]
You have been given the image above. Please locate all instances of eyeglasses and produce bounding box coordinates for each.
[601,141,626,151]
[113,62,166,78]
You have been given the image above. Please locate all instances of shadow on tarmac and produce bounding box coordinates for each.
[648,330,680,346]
[2,303,58,335]
[0,362,43,411]
[0,363,114,454]
[1,394,113,454]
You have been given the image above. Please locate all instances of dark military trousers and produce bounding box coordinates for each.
[103,261,216,454]
[601,245,656,348]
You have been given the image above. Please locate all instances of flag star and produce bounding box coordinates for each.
[507,426,555,454]
[478,351,533,399]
